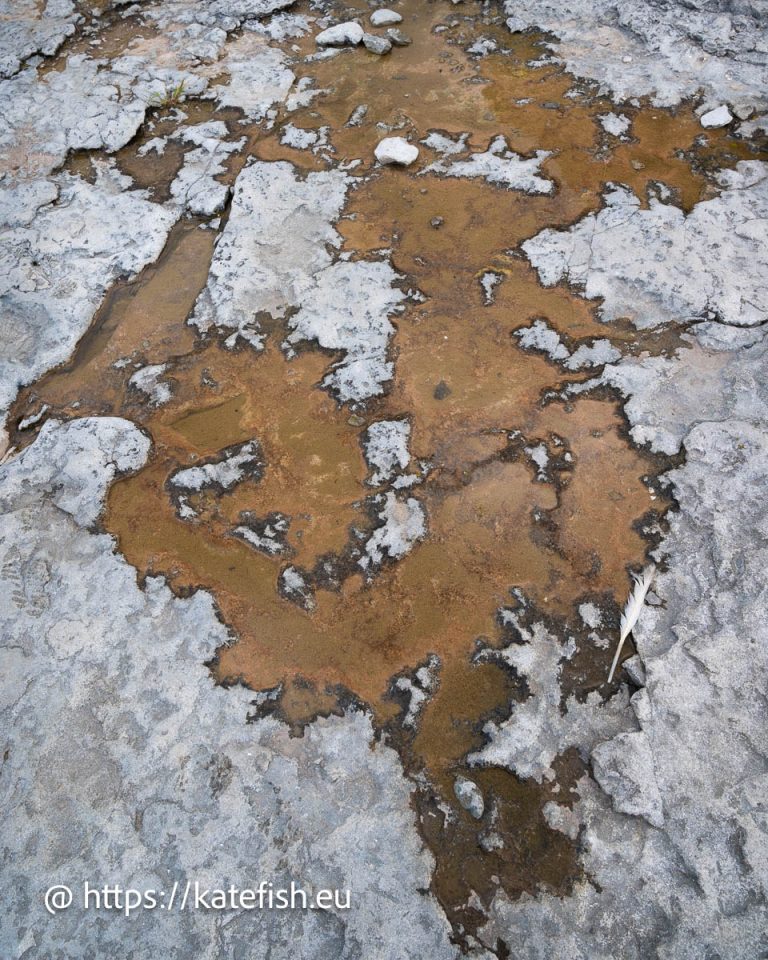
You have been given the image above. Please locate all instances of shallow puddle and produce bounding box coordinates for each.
[10,0,767,938]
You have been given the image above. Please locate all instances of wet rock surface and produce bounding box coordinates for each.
[1,0,767,957]
[503,0,768,108]
[0,422,454,960]
[523,161,768,330]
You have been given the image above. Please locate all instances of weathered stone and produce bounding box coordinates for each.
[0,421,456,960]
[362,32,392,55]
[523,161,768,330]
[502,0,768,106]
[370,9,403,26]
[375,136,419,165]
[424,133,553,193]
[386,27,412,46]
[315,21,364,47]
[454,776,485,819]
[191,162,350,349]
[700,103,732,128]
[0,172,178,426]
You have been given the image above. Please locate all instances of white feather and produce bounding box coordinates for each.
[608,566,655,683]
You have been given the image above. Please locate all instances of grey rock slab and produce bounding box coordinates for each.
[578,601,602,629]
[359,492,426,572]
[422,130,470,156]
[280,122,323,149]
[169,439,264,493]
[285,259,407,404]
[480,270,502,304]
[592,731,665,828]
[542,801,580,840]
[600,333,768,455]
[478,146,768,955]
[393,655,440,729]
[0,0,78,79]
[0,416,150,527]
[514,319,622,370]
[191,161,350,349]
[169,121,246,216]
[523,161,768,330]
[191,160,406,403]
[622,654,646,686]
[363,420,412,485]
[0,171,178,427]
[0,177,58,227]
[127,363,174,406]
[247,11,312,42]
[0,55,151,179]
[424,135,553,193]
[565,339,621,369]
[470,613,629,782]
[598,111,631,137]
[502,0,768,107]
[514,318,570,361]
[210,34,295,118]
[279,564,316,611]
[141,0,298,62]
[479,416,768,957]
[0,416,459,960]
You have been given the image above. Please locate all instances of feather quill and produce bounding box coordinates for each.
[608,566,655,683]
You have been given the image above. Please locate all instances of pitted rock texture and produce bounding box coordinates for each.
[470,613,629,782]
[0,0,78,79]
[1,0,768,955]
[478,140,768,960]
[190,161,351,348]
[0,171,178,424]
[423,133,554,193]
[504,0,768,107]
[0,417,457,960]
[523,161,768,330]
[477,416,768,959]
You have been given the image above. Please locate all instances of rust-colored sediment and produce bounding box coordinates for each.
[11,0,766,937]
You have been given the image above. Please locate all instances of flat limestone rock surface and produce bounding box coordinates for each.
[168,121,246,216]
[190,158,405,402]
[424,134,554,193]
[523,161,768,330]
[0,417,457,960]
[478,416,768,959]
[190,161,351,348]
[485,150,768,960]
[503,0,768,107]
[0,0,78,79]
[0,172,178,425]
[2,1,768,957]
[285,259,407,404]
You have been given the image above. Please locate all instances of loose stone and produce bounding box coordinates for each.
[362,33,392,55]
[700,104,733,128]
[375,136,419,166]
[315,21,364,47]
[386,27,412,46]
[370,9,402,26]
